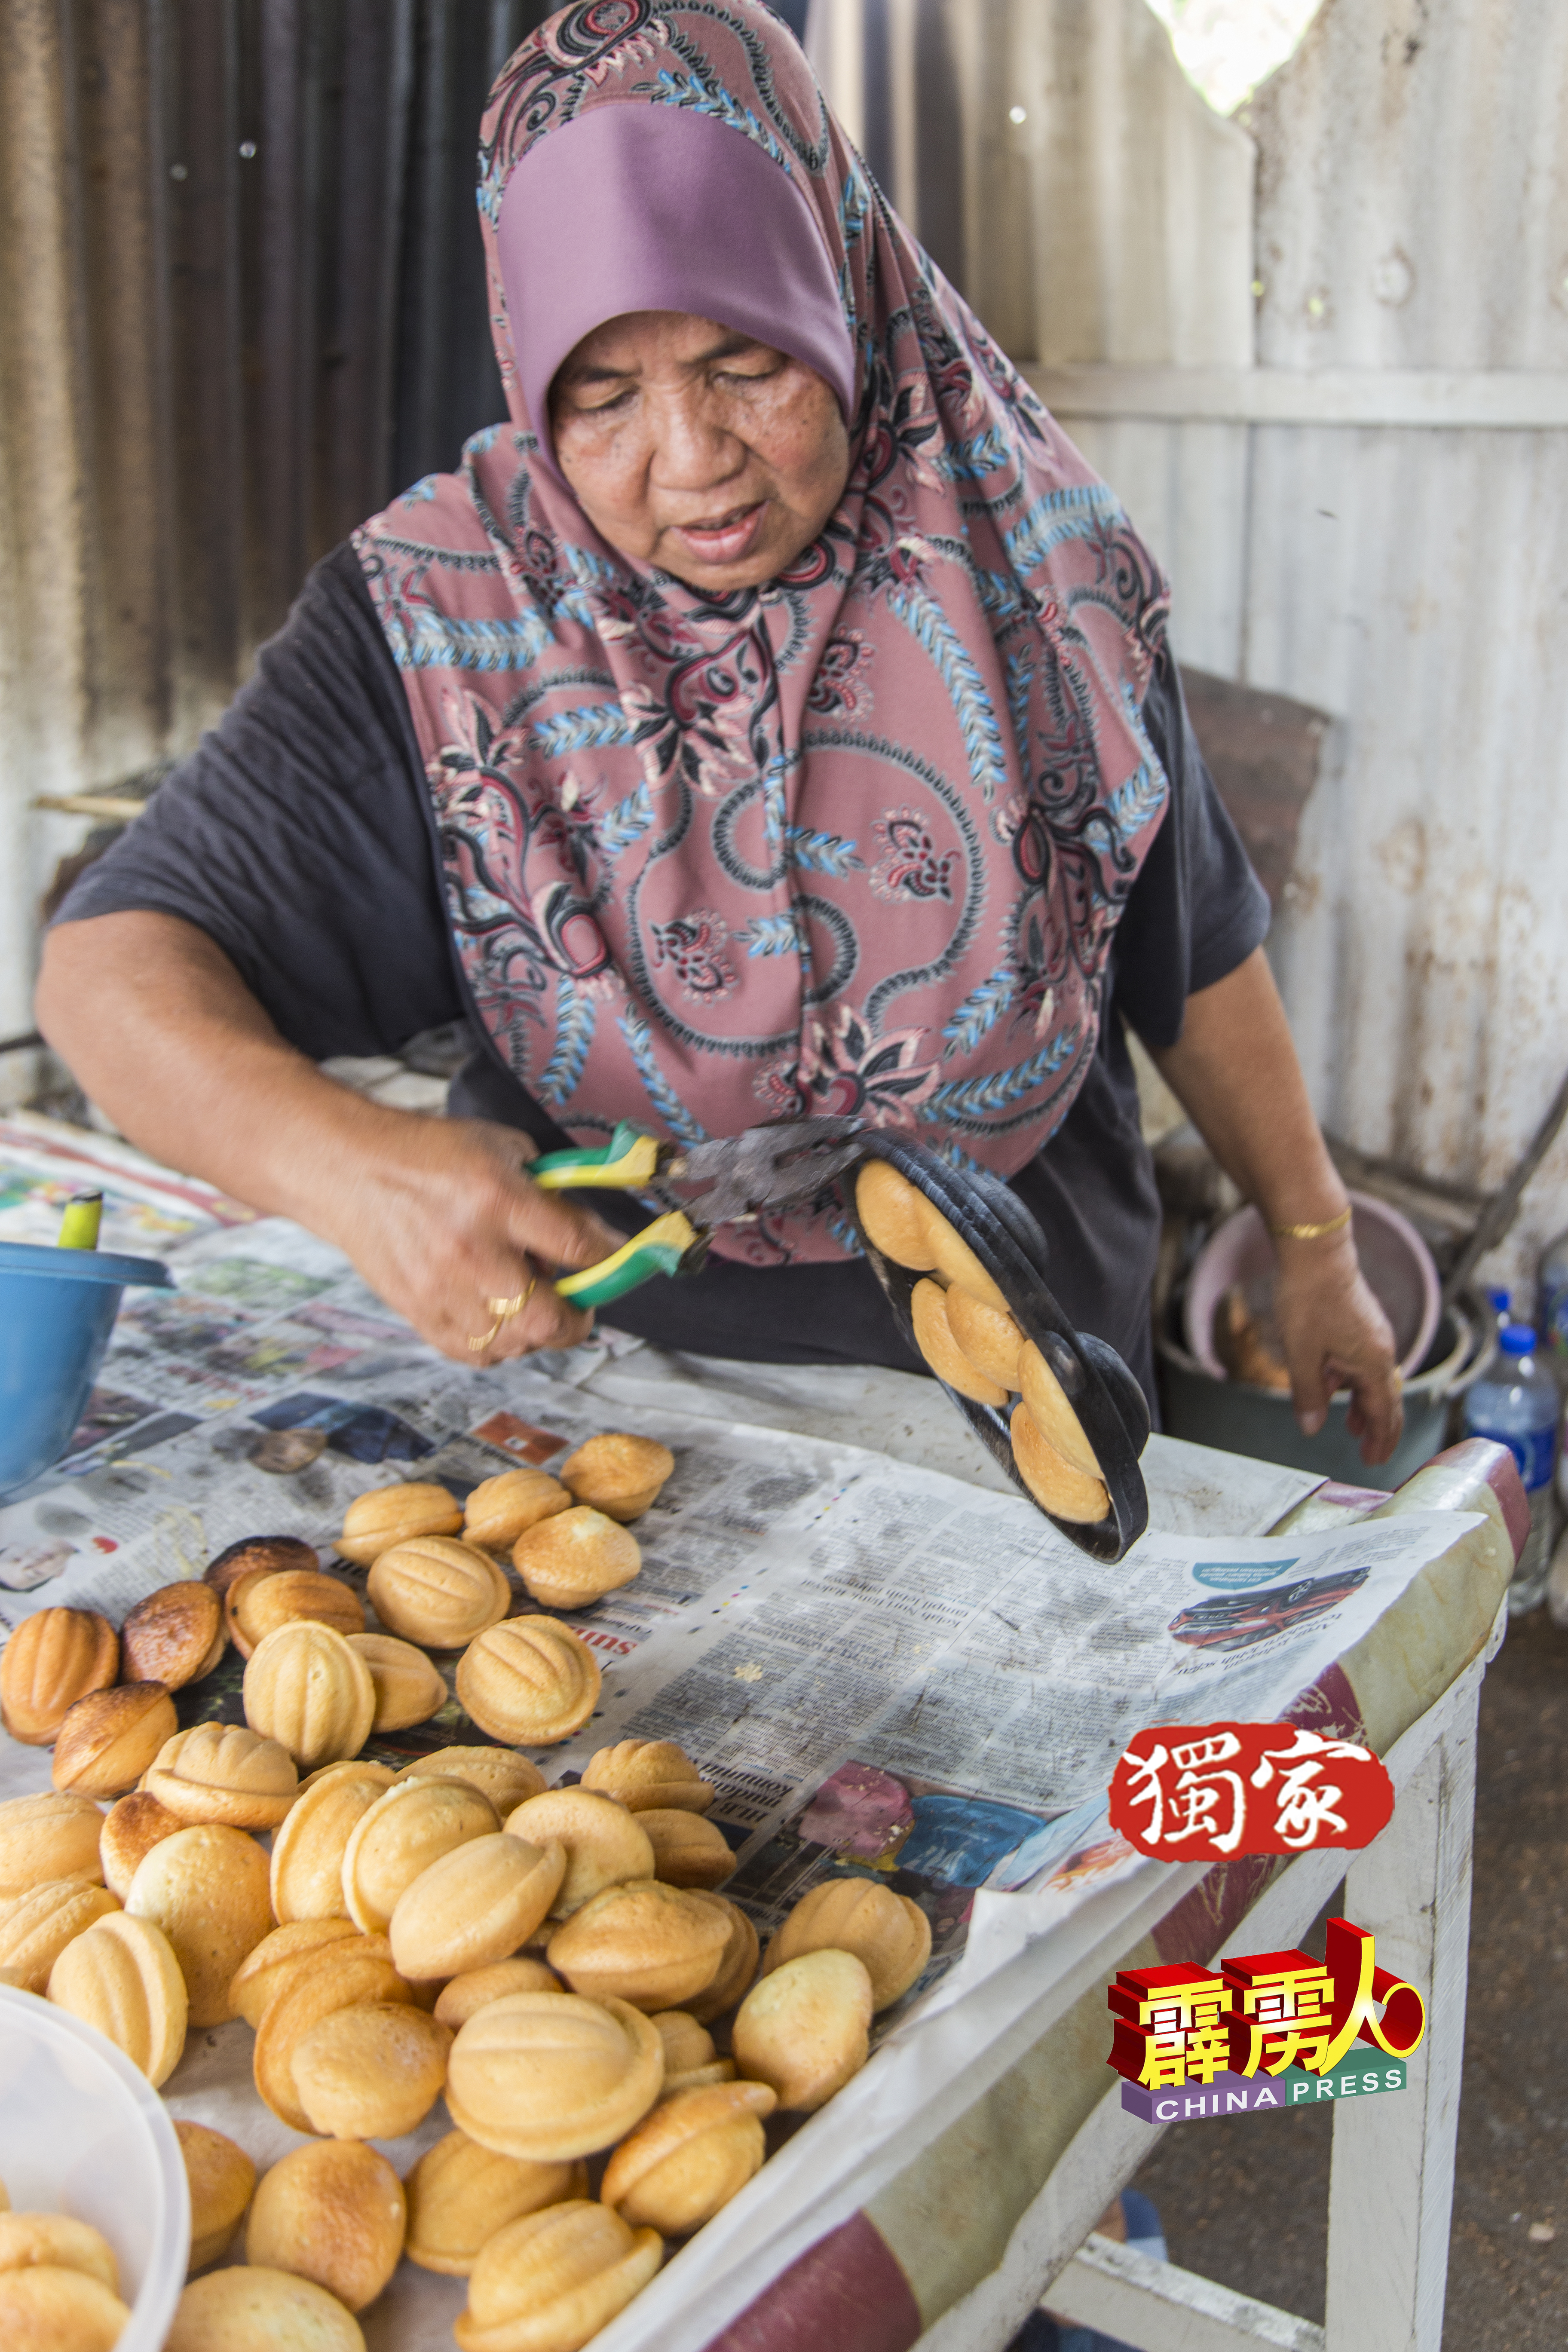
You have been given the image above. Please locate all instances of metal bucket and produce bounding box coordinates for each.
[1157,1304,1482,1490]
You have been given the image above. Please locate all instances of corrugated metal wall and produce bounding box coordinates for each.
[1245,0,1568,1292]
[0,0,554,1099]
[805,0,1258,676]
[813,0,1568,1288]
[807,0,1254,373]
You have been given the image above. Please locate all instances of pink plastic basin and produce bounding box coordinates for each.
[1183,1190,1441,1385]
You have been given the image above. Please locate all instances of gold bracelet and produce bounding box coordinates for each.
[1268,1205,1353,1241]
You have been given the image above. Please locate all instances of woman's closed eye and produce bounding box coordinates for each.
[713,363,782,390]
[570,384,637,416]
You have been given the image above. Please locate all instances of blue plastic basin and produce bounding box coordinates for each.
[0,1241,173,1499]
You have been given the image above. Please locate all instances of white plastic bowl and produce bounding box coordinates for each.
[0,1984,190,2349]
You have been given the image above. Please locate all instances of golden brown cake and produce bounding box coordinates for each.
[204,1532,319,1598]
[166,2264,365,2352]
[251,1948,411,2134]
[0,2210,119,2290]
[464,1468,573,1551]
[226,1567,365,1661]
[511,1507,642,1611]
[579,1737,715,1815]
[0,2265,129,2350]
[0,1879,120,1994]
[546,1879,730,2011]
[246,2140,405,2314]
[242,1620,377,1771]
[0,1608,119,1746]
[1017,1340,1103,1476]
[389,1831,566,1981]
[398,1746,547,1812]
[682,1894,761,2023]
[367,1536,511,1649]
[601,2079,775,2235]
[918,1200,1009,1308]
[454,1617,601,1746]
[445,1991,665,2162]
[340,1776,498,1935]
[638,1808,736,1890]
[229,1917,364,2028]
[120,1579,227,1689]
[269,1761,396,1923]
[733,1947,873,2110]
[176,2120,257,2275]
[337,1480,463,1568]
[650,2009,734,2092]
[291,2000,453,2140]
[99,1789,183,1902]
[854,1159,938,1268]
[503,1788,654,1917]
[0,1791,104,1896]
[910,1277,1011,1406]
[455,2200,661,2352]
[404,2130,586,2276]
[765,1878,931,2010]
[146,1721,300,1831]
[434,1955,563,2030]
[557,1433,675,1523]
[46,1908,188,2084]
[125,1822,273,2027]
[51,1681,177,1799]
[345,1632,449,1733]
[945,1285,1026,1392]
[1009,1400,1110,1524]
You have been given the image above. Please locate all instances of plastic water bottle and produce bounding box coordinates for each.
[1539,1229,1568,1395]
[1464,1324,1557,1612]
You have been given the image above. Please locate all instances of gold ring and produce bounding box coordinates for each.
[466,1277,537,1353]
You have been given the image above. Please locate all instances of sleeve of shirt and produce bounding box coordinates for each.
[49,542,464,1063]
[1110,642,1271,1051]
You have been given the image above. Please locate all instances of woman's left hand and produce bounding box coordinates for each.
[1271,1228,1403,1465]
[1150,949,1406,1468]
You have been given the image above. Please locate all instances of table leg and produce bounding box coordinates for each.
[1323,1672,1479,2352]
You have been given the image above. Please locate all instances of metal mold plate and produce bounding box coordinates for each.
[843,1136,1150,1563]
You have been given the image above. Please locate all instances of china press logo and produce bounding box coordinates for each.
[1108,1917,1426,2124]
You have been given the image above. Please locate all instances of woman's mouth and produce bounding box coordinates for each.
[669,501,767,565]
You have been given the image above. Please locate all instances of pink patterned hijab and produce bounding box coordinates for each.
[354,0,1170,1267]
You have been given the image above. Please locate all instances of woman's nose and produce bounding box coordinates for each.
[649,389,745,491]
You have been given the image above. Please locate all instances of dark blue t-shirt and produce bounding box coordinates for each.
[55,544,1267,1398]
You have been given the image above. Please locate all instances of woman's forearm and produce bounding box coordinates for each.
[37,912,418,1233]
[1148,946,1402,1462]
[1148,946,1348,1230]
[34,910,618,1359]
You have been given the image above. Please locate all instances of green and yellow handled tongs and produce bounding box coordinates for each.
[530,1117,865,1309]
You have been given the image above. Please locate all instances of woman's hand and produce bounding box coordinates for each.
[36,913,625,1363]
[311,1115,625,1363]
[1271,1228,1403,1465]
[1151,947,1405,1467]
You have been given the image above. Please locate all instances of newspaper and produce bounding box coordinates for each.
[0,1120,1478,2350]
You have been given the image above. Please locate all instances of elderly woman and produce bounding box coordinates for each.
[37,0,1400,1461]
